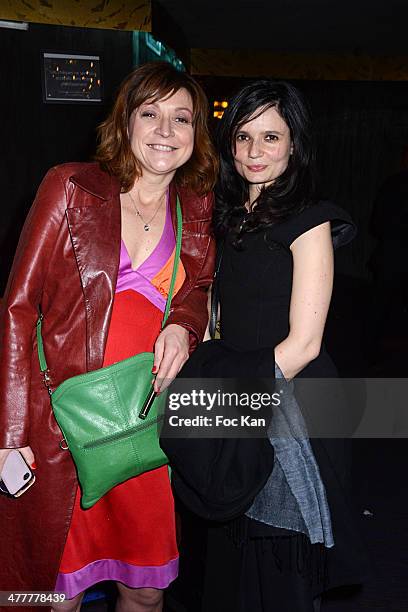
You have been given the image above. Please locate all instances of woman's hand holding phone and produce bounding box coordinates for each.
[0,446,36,497]
[0,446,35,473]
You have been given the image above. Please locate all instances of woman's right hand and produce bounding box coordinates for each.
[0,446,36,476]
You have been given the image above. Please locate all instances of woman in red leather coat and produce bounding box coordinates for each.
[0,62,217,611]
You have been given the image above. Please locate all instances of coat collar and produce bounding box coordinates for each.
[69,163,184,209]
[70,162,121,200]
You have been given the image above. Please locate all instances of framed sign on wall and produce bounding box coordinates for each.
[42,52,102,103]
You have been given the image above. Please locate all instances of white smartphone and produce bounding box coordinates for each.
[0,450,35,497]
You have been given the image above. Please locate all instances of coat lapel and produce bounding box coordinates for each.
[65,164,121,372]
[169,182,190,304]
[169,182,211,306]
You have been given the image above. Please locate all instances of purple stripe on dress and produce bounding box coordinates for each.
[55,556,179,600]
[117,268,167,313]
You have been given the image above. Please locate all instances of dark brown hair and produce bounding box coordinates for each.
[215,79,316,244]
[95,62,218,195]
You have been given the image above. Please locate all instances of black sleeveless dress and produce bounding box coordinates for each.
[170,201,370,612]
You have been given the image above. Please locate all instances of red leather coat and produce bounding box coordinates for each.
[0,162,215,599]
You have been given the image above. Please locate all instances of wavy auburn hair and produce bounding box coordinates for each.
[95,62,218,195]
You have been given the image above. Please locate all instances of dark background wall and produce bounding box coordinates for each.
[305,80,408,279]
[0,23,133,293]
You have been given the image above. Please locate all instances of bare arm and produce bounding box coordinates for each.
[274,222,334,380]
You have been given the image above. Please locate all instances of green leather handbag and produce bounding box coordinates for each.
[36,198,182,510]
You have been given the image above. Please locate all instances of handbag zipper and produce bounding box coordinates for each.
[82,415,163,449]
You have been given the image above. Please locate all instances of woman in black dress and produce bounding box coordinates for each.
[194,81,369,611]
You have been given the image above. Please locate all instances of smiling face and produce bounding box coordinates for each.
[233,105,293,201]
[128,87,195,181]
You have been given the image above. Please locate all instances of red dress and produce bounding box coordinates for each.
[55,201,185,598]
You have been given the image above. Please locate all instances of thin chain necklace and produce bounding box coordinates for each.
[127,191,165,231]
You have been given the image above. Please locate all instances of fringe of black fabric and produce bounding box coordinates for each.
[226,515,250,547]
[226,515,329,589]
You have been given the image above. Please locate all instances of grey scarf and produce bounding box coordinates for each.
[246,364,334,547]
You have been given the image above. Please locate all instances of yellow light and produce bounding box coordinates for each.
[221,101,228,108]
[213,111,224,119]
[72,75,76,80]
[213,101,220,107]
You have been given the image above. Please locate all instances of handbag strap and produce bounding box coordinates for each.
[162,195,182,329]
[37,195,183,375]
[209,239,224,339]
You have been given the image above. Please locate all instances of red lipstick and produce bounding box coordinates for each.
[247,165,267,172]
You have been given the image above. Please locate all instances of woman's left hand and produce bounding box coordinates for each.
[153,324,190,392]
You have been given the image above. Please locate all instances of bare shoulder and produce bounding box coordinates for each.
[290,220,332,251]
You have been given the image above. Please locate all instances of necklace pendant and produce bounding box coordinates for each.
[144,224,150,231]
